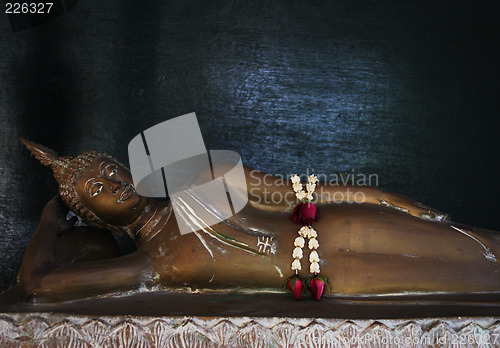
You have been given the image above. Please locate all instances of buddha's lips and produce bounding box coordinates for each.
[118,184,134,202]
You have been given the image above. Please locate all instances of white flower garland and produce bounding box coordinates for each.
[290,174,321,275]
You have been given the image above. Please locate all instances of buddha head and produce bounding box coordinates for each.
[21,139,148,234]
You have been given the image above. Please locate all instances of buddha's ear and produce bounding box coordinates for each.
[20,138,59,167]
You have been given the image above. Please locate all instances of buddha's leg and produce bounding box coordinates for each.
[314,203,500,296]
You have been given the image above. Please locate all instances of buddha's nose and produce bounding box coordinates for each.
[110,181,125,194]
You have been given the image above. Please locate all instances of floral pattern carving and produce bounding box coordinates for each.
[0,314,499,347]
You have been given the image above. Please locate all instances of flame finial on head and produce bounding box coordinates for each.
[20,138,73,184]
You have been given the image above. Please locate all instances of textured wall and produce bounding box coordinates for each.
[0,0,499,292]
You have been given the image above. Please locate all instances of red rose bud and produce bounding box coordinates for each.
[308,276,329,301]
[291,202,318,226]
[286,276,304,300]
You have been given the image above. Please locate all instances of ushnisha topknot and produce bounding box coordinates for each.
[20,138,113,228]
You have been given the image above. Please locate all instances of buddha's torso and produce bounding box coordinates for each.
[139,200,500,296]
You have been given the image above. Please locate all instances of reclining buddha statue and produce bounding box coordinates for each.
[11,139,500,302]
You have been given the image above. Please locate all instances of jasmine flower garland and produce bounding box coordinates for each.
[286,174,330,301]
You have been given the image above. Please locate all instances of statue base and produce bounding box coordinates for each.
[1,291,500,346]
[1,314,499,347]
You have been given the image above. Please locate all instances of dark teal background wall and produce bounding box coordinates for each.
[0,0,499,291]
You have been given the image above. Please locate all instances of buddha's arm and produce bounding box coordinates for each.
[244,167,449,221]
[18,195,70,297]
[29,252,152,301]
[18,196,153,301]
[316,185,450,221]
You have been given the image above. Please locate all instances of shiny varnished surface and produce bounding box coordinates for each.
[9,150,500,302]
[2,291,500,318]
[1,0,500,295]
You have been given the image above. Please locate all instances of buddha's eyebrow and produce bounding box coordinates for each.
[84,178,95,193]
[99,161,107,174]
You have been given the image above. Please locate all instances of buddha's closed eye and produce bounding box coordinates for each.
[90,182,103,197]
[102,164,118,177]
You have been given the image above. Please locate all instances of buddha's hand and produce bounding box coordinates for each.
[41,195,78,236]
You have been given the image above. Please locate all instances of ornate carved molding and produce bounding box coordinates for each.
[1,314,499,347]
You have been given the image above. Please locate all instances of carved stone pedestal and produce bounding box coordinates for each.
[1,314,500,347]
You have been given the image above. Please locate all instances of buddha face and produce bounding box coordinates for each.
[75,157,148,225]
